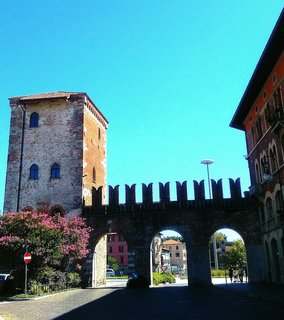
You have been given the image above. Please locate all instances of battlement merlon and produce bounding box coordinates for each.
[90,178,247,208]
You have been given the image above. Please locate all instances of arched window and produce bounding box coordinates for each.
[269,149,277,172]
[281,135,284,163]
[51,163,60,179]
[29,164,39,180]
[256,118,263,141]
[93,167,96,183]
[265,197,273,221]
[255,163,260,183]
[251,127,256,145]
[260,155,267,181]
[30,112,39,128]
[275,191,283,214]
[272,145,278,170]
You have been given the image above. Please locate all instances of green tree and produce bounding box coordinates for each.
[226,239,246,267]
[107,256,119,271]
[210,232,227,244]
[162,236,184,242]
[209,232,227,268]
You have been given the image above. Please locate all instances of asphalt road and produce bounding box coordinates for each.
[0,280,283,320]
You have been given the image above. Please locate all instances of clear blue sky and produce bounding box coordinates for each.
[0,1,283,239]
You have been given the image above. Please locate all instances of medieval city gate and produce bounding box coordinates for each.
[82,178,264,286]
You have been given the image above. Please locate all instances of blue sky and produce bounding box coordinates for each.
[0,1,283,239]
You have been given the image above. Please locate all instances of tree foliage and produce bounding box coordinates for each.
[0,211,92,280]
[107,256,119,271]
[162,236,184,242]
[226,239,246,267]
[210,232,227,244]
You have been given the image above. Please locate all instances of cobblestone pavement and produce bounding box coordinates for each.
[0,288,113,320]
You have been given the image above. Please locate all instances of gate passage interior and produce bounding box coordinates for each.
[83,178,264,286]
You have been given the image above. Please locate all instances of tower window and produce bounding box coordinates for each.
[51,163,60,179]
[30,112,39,128]
[29,164,39,180]
[265,197,273,220]
[98,128,101,140]
[93,167,96,183]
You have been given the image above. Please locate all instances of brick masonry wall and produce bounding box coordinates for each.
[4,104,24,212]
[82,103,107,205]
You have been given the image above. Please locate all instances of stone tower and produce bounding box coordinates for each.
[4,92,108,216]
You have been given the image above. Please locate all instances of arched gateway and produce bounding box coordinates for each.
[82,179,264,286]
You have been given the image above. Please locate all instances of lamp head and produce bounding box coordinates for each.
[201,159,214,165]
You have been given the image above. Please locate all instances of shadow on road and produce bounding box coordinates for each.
[53,285,283,320]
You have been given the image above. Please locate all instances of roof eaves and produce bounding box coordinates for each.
[230,9,284,130]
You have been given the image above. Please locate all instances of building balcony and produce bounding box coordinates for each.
[268,108,284,134]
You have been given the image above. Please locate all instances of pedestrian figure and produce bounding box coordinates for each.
[239,266,244,283]
[228,265,234,283]
[233,270,239,282]
[244,266,248,282]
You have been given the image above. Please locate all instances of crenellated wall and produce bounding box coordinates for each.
[87,178,246,211]
[83,178,264,286]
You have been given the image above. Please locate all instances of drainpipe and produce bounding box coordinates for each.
[16,104,26,212]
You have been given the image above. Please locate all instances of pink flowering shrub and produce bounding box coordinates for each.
[0,211,91,278]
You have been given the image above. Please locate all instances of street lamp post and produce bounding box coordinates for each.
[201,159,219,270]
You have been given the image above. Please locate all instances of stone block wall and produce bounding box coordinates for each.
[4,93,108,216]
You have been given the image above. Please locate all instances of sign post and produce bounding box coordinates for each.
[24,253,32,295]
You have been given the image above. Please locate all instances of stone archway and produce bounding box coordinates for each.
[83,179,264,286]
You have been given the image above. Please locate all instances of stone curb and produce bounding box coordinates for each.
[2,288,82,302]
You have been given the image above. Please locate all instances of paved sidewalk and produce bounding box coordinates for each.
[213,282,284,303]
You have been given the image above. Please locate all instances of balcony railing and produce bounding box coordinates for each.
[268,107,284,131]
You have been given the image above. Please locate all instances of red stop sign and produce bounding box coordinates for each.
[24,252,32,263]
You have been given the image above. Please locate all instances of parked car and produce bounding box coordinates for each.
[0,274,10,281]
[106,269,115,277]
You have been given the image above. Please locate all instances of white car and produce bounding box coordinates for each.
[106,268,115,277]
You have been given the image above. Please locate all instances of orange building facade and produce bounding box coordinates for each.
[231,10,284,283]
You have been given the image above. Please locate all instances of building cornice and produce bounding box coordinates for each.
[230,9,284,130]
